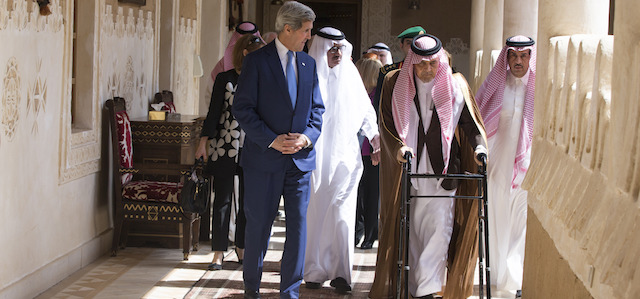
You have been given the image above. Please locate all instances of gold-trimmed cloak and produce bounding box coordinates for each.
[369,70,487,299]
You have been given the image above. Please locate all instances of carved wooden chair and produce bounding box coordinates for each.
[106,97,199,260]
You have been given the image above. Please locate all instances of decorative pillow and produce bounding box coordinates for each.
[122,181,183,203]
[115,110,133,185]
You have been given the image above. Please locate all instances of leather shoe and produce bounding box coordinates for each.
[305,281,322,289]
[416,294,439,299]
[244,288,261,299]
[360,241,373,249]
[330,277,351,294]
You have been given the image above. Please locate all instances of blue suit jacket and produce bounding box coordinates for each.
[232,41,324,173]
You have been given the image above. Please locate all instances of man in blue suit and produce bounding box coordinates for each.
[231,2,324,298]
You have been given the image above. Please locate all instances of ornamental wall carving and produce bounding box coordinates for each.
[0,0,63,148]
[100,5,154,118]
[173,17,198,115]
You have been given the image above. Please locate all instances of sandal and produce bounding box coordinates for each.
[207,263,222,271]
[207,252,224,271]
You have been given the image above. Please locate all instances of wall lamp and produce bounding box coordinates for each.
[409,0,420,10]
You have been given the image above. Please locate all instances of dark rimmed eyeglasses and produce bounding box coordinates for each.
[329,45,345,54]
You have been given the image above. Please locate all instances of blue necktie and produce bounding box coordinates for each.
[286,50,297,107]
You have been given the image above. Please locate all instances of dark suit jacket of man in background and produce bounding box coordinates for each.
[232,2,324,297]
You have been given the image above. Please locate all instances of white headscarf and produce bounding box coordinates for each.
[367,42,392,65]
[307,27,379,195]
[475,35,536,187]
[308,28,357,116]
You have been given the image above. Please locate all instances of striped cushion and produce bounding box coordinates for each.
[122,180,183,203]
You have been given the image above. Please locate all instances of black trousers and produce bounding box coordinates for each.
[211,167,246,251]
[355,155,380,245]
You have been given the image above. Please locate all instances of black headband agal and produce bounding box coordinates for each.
[236,22,258,34]
[370,44,390,52]
[505,36,535,47]
[316,29,345,41]
[411,34,442,56]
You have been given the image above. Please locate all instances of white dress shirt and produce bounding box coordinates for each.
[269,36,311,148]
[275,37,297,82]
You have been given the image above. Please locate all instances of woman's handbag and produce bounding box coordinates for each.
[180,157,211,214]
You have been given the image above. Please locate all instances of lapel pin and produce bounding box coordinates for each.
[302,62,306,67]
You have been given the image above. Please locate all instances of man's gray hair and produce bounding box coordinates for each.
[275,1,316,33]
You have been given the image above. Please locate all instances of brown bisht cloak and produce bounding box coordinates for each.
[369,70,487,299]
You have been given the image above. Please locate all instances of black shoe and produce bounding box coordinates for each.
[305,281,322,289]
[515,290,522,298]
[207,263,222,271]
[360,241,373,249]
[244,288,261,299]
[416,294,435,299]
[330,277,351,294]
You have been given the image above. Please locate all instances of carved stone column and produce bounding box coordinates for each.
[469,0,484,90]
[502,0,538,42]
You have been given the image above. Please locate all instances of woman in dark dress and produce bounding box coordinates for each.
[354,54,383,249]
[195,34,265,270]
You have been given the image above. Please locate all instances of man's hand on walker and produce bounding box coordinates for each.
[397,146,414,163]
[474,146,488,166]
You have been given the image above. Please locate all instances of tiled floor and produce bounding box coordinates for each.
[36,212,516,299]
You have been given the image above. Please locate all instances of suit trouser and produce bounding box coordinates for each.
[211,168,246,251]
[355,155,380,245]
[243,159,311,299]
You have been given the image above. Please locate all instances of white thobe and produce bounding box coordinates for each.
[304,67,379,285]
[406,76,465,297]
[487,72,530,291]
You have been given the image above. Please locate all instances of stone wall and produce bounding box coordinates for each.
[506,0,640,298]
[466,0,640,297]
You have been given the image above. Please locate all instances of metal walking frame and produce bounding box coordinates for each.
[396,152,491,299]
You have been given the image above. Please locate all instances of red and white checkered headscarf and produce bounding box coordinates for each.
[475,35,536,187]
[392,34,456,173]
[210,22,264,81]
